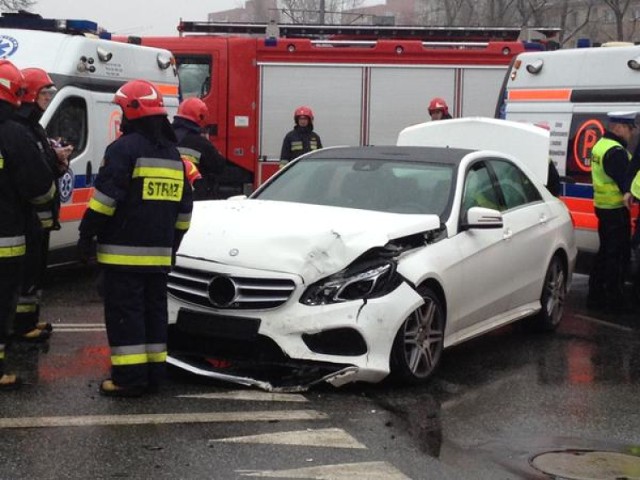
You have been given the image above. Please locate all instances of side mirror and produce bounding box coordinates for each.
[461,206,503,230]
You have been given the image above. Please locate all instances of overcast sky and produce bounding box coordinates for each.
[34,1,247,36]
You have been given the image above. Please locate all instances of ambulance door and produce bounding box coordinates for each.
[41,87,120,264]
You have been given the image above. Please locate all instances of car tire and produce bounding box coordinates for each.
[390,286,445,384]
[531,254,566,332]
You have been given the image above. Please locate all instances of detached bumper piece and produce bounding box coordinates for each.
[167,353,357,393]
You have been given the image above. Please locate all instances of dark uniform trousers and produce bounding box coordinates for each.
[14,214,45,333]
[103,269,169,388]
[0,261,23,376]
[589,207,631,304]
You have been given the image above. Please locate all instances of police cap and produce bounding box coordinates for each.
[607,111,638,126]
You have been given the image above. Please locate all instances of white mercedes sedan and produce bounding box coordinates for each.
[166,119,576,391]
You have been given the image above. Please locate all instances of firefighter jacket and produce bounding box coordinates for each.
[172,116,226,200]
[14,103,65,230]
[591,131,630,209]
[79,120,193,272]
[280,125,323,162]
[0,102,56,261]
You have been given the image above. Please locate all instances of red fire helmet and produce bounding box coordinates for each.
[0,60,25,107]
[21,68,55,103]
[114,79,166,120]
[176,97,209,127]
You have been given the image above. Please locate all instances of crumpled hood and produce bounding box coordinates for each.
[178,200,440,283]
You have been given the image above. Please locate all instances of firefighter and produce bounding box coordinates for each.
[0,60,56,390]
[78,79,193,397]
[588,111,637,312]
[624,142,640,303]
[12,68,73,342]
[280,106,323,164]
[428,97,452,121]
[172,97,225,200]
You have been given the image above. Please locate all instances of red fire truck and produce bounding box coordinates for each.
[123,22,555,194]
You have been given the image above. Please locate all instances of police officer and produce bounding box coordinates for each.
[588,111,637,312]
[0,60,56,389]
[624,141,640,303]
[280,106,323,164]
[428,97,453,121]
[13,68,73,342]
[172,97,225,200]
[78,80,193,397]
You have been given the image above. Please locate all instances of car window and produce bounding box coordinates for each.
[489,159,542,210]
[176,55,211,99]
[255,158,454,217]
[462,162,502,216]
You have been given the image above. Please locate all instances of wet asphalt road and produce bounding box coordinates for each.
[1,267,639,480]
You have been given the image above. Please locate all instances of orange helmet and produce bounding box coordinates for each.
[182,157,202,186]
[428,97,449,116]
[0,60,25,107]
[294,105,314,122]
[176,97,209,127]
[114,79,166,120]
[21,68,55,103]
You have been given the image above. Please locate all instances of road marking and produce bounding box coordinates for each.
[211,428,366,449]
[575,314,636,333]
[0,410,327,429]
[238,461,412,479]
[49,323,106,332]
[178,391,308,402]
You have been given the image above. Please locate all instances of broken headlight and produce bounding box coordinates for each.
[300,260,401,306]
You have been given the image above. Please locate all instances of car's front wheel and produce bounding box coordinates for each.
[531,254,566,332]
[390,286,445,384]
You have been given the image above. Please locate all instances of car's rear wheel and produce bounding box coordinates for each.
[532,254,566,332]
[390,287,445,384]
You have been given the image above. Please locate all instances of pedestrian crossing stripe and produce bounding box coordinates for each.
[177,391,308,402]
[237,461,412,479]
[211,428,366,449]
[0,410,327,429]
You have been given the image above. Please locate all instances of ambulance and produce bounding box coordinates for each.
[0,14,179,265]
[497,43,640,253]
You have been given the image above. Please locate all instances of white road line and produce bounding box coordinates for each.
[211,428,367,449]
[53,328,106,332]
[51,323,105,327]
[0,410,328,429]
[238,461,412,479]
[177,391,308,402]
[575,314,636,333]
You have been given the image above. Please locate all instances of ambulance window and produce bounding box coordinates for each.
[176,55,211,99]
[45,96,87,160]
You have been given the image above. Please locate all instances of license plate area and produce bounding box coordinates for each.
[177,309,261,340]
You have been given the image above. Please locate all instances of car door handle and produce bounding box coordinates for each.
[539,214,548,224]
[503,228,513,241]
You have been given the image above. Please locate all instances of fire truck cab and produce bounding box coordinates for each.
[128,22,552,193]
[498,44,640,253]
[0,14,179,265]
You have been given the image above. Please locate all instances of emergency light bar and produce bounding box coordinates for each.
[0,13,103,37]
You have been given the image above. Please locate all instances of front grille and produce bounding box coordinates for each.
[168,266,296,310]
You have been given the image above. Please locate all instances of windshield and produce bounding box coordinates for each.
[255,158,454,217]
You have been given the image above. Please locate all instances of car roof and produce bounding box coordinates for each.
[303,145,475,165]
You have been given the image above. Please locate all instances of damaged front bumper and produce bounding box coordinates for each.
[167,353,359,392]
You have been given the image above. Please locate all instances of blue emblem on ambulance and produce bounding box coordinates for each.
[0,35,18,58]
[58,169,75,203]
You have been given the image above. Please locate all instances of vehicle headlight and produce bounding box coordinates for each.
[300,260,401,306]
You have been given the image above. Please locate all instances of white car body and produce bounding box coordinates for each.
[167,118,577,391]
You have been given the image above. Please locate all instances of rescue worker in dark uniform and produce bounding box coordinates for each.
[588,111,637,312]
[0,60,56,389]
[280,106,323,164]
[172,97,225,200]
[78,80,193,397]
[428,97,453,121]
[13,68,73,341]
